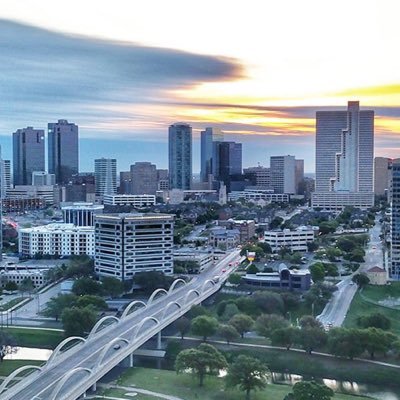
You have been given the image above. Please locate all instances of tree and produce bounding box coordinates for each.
[229,314,254,338]
[318,221,338,235]
[221,303,240,322]
[41,294,77,321]
[228,273,242,285]
[309,263,325,282]
[175,317,191,339]
[0,331,17,362]
[101,277,124,298]
[226,355,269,399]
[217,324,239,344]
[255,314,289,338]
[61,306,97,337]
[72,277,103,296]
[19,277,34,295]
[191,315,219,341]
[235,297,259,317]
[357,313,391,330]
[133,271,174,293]
[307,241,319,252]
[188,305,210,319]
[246,264,259,274]
[299,316,323,330]
[76,295,108,310]
[284,381,334,400]
[4,281,18,292]
[269,217,283,230]
[298,327,327,354]
[65,256,94,278]
[258,242,272,254]
[253,291,285,314]
[352,273,370,288]
[327,328,364,360]
[361,327,397,359]
[175,343,228,387]
[271,327,299,350]
[336,237,356,252]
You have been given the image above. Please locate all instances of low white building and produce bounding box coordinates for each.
[103,194,156,207]
[7,185,56,205]
[228,189,289,203]
[19,223,95,257]
[173,249,214,271]
[0,269,49,288]
[264,227,315,252]
[311,192,374,211]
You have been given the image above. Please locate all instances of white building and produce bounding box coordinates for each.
[264,227,315,252]
[19,223,95,257]
[0,270,48,288]
[94,213,174,280]
[270,155,296,194]
[173,249,214,271]
[7,185,55,205]
[312,101,374,210]
[62,202,104,226]
[228,189,289,203]
[94,158,117,197]
[103,194,156,207]
[32,171,56,186]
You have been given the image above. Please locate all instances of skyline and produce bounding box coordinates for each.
[1,1,400,172]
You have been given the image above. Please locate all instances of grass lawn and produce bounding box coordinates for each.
[0,360,43,376]
[344,287,400,336]
[4,327,64,349]
[361,282,400,304]
[94,367,370,400]
[0,297,28,312]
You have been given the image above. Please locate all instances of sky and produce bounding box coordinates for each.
[1,0,400,173]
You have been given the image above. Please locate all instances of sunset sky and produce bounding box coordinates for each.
[1,0,400,172]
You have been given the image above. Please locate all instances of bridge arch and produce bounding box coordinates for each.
[147,288,168,306]
[168,279,186,295]
[161,301,182,320]
[121,300,147,319]
[133,316,159,340]
[49,367,92,400]
[47,336,86,366]
[94,337,130,370]
[183,289,200,306]
[0,365,42,394]
[88,316,120,339]
[200,279,216,294]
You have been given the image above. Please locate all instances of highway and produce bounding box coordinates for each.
[0,249,242,400]
[318,219,383,327]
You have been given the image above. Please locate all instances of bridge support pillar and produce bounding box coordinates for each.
[156,331,162,350]
[129,352,134,367]
[91,382,97,392]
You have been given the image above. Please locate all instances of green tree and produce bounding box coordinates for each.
[41,293,77,321]
[352,273,370,288]
[336,237,356,252]
[298,327,327,354]
[228,273,242,285]
[188,305,210,319]
[235,297,259,317]
[255,314,289,338]
[61,306,97,337]
[101,277,124,298]
[299,316,323,330]
[19,277,35,295]
[133,271,174,293]
[309,263,325,282]
[72,277,103,296]
[271,327,299,350]
[226,355,269,400]
[217,324,239,344]
[65,256,94,278]
[191,315,219,341]
[175,317,191,340]
[175,343,228,387]
[327,328,364,360]
[284,381,334,400]
[246,264,259,274]
[269,217,283,229]
[253,291,285,314]
[318,221,338,235]
[221,303,240,322]
[357,313,391,330]
[229,314,254,338]
[361,328,397,359]
[4,281,18,292]
[307,241,319,252]
[76,295,108,310]
[0,331,17,362]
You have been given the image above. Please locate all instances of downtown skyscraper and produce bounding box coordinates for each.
[312,101,374,210]
[391,159,400,279]
[48,119,79,184]
[13,127,45,185]
[94,158,117,196]
[168,123,192,190]
[200,127,224,183]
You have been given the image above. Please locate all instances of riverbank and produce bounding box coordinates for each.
[4,327,63,349]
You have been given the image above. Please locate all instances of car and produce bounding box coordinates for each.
[222,268,226,273]
[113,344,121,350]
[349,282,355,286]
[372,246,377,249]
[229,263,233,267]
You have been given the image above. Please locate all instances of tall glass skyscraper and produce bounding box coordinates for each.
[168,123,192,190]
[13,127,45,185]
[390,159,400,280]
[48,119,79,184]
[200,127,223,182]
[94,158,117,196]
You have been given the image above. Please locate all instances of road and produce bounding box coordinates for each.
[1,250,242,400]
[318,219,383,328]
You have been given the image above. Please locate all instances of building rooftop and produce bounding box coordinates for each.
[20,223,94,233]
[367,266,386,273]
[96,213,173,221]
[61,202,104,210]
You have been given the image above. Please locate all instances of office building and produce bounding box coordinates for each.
[168,123,192,189]
[215,141,242,191]
[19,224,95,257]
[390,159,400,279]
[103,194,156,207]
[295,159,305,194]
[2,160,11,195]
[243,166,271,188]
[48,119,79,184]
[200,127,224,182]
[157,169,169,191]
[119,171,132,194]
[264,227,315,252]
[94,213,174,280]
[7,185,55,205]
[62,202,104,226]
[270,155,296,194]
[374,157,392,196]
[228,189,289,203]
[312,101,374,210]
[130,162,158,195]
[94,158,117,196]
[32,171,56,186]
[13,127,45,185]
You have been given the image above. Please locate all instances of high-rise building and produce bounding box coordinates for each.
[119,171,132,194]
[62,202,104,226]
[32,171,56,186]
[374,157,392,196]
[214,141,242,191]
[390,159,400,279]
[157,169,169,191]
[270,155,296,194]
[169,123,192,190]
[2,160,11,195]
[243,166,271,188]
[312,101,374,210]
[130,162,158,195]
[200,127,224,182]
[13,127,45,185]
[94,213,174,281]
[94,158,117,197]
[48,119,79,184]
[295,159,305,194]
